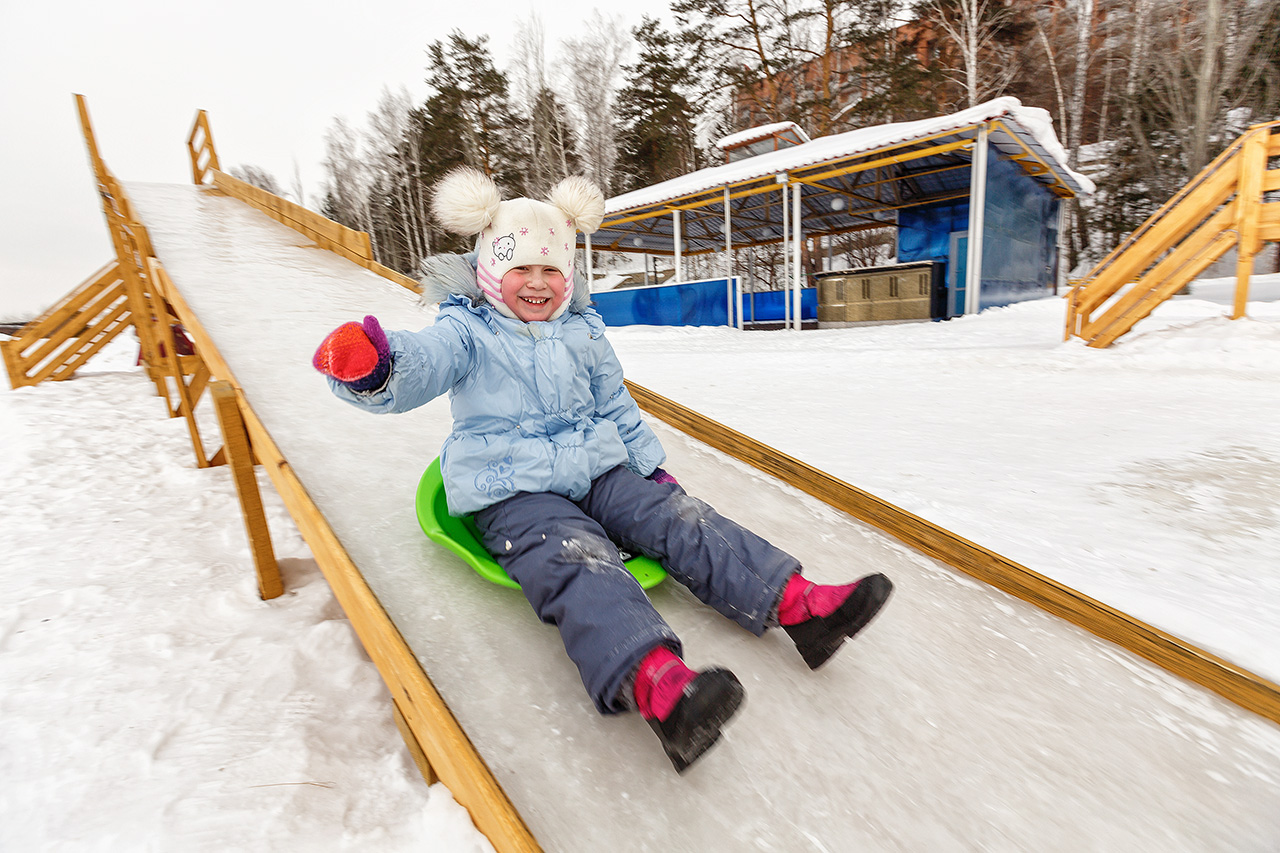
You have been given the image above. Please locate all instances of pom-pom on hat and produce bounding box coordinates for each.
[432,168,605,320]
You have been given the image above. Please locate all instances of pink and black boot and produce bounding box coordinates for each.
[778,573,893,669]
[634,646,745,773]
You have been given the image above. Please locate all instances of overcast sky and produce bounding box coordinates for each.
[0,0,673,319]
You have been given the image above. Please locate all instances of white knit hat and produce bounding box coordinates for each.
[432,168,605,320]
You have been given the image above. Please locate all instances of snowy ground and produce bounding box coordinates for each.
[610,274,1280,685]
[2,272,1277,849]
[0,341,494,851]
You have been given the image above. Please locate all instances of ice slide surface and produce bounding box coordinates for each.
[127,181,1280,851]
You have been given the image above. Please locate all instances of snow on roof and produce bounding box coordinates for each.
[607,97,1094,215]
[714,121,811,150]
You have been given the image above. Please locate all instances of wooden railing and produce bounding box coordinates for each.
[1,262,132,388]
[186,109,220,185]
[1066,122,1280,347]
[186,113,421,293]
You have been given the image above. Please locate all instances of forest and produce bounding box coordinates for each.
[232,0,1280,284]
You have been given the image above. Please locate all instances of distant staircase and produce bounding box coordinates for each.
[1066,121,1280,347]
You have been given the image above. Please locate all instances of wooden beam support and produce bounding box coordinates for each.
[210,381,283,600]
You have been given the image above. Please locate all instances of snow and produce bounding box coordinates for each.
[714,121,810,150]
[4,200,1279,849]
[0,338,495,852]
[607,273,1280,684]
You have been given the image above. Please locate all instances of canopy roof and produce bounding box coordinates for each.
[588,98,1093,257]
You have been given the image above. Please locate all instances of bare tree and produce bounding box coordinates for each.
[562,11,631,192]
[229,164,283,195]
[922,0,1020,107]
[1132,0,1280,177]
[510,15,578,195]
[1066,0,1095,160]
[290,158,306,208]
[322,117,374,243]
[367,86,430,269]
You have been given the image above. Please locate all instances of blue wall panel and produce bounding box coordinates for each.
[591,278,735,326]
[978,149,1060,310]
[590,278,816,326]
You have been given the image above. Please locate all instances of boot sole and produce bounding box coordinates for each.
[784,573,893,670]
[648,669,746,773]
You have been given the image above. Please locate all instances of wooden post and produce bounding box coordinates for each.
[210,381,283,600]
[1232,127,1268,319]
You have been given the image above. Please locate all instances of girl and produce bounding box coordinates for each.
[313,168,892,772]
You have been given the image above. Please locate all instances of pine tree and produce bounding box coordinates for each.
[419,31,528,251]
[424,32,528,192]
[616,18,703,192]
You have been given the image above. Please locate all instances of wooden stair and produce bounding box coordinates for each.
[1066,122,1280,347]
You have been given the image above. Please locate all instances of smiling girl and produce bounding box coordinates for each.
[312,168,892,773]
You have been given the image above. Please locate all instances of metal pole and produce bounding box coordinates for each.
[725,186,738,328]
[964,124,989,315]
[673,209,683,284]
[792,183,803,330]
[780,180,790,329]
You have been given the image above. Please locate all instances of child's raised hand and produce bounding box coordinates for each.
[312,315,391,392]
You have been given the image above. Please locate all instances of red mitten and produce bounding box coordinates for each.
[312,315,391,392]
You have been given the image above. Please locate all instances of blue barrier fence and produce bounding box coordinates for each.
[743,288,817,323]
[590,277,817,327]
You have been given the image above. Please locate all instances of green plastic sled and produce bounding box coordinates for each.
[415,457,667,590]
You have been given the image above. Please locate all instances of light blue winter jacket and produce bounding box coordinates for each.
[326,254,666,516]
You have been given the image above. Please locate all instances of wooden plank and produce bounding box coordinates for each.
[22,281,128,368]
[1078,129,1255,298]
[1087,228,1239,348]
[1075,163,1238,315]
[1080,203,1238,345]
[624,380,1280,727]
[393,699,438,785]
[43,305,133,383]
[186,110,220,184]
[210,381,283,600]
[1258,203,1280,242]
[365,260,422,293]
[212,170,372,259]
[208,170,421,294]
[27,302,130,385]
[15,262,120,344]
[147,259,216,467]
[1,339,31,389]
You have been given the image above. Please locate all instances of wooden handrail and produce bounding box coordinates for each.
[186,109,220,185]
[1067,122,1280,347]
[0,262,131,389]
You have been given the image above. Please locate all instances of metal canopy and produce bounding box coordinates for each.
[586,98,1086,258]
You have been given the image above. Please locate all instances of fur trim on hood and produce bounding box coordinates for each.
[418,253,592,317]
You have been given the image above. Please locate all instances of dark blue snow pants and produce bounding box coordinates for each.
[473,465,800,714]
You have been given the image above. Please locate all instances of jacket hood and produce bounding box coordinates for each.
[418,252,593,316]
